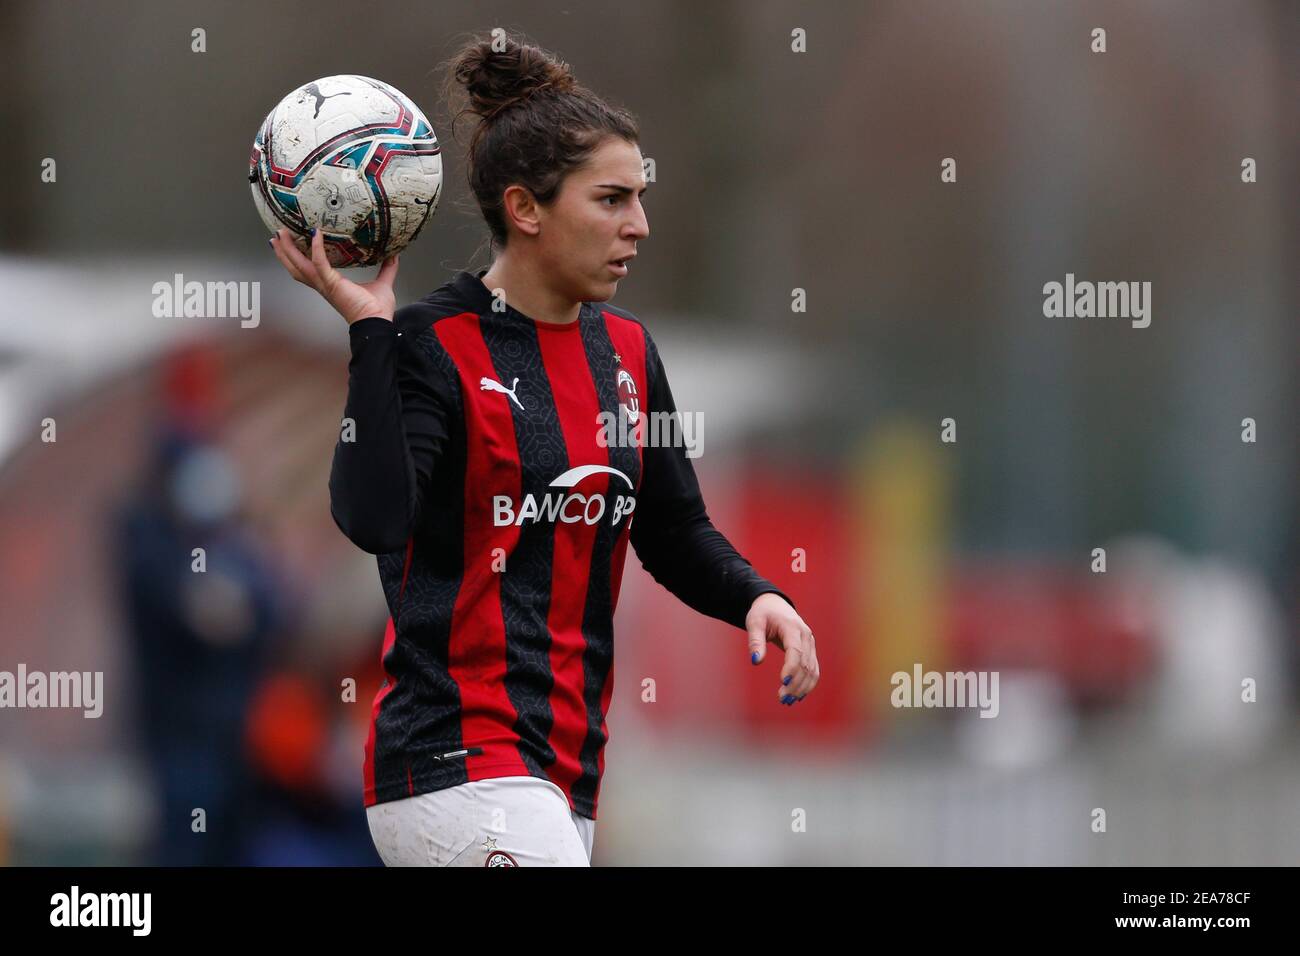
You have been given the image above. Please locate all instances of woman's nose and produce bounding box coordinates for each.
[625,202,649,240]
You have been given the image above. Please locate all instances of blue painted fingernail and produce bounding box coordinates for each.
[751,652,759,665]
[782,675,792,686]
[781,695,794,704]
[310,227,317,237]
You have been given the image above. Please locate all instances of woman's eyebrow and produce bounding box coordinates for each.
[595,183,649,195]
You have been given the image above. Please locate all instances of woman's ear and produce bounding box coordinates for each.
[501,184,542,238]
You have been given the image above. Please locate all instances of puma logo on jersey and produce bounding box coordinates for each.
[480,376,525,410]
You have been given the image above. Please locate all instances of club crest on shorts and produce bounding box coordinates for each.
[481,834,517,866]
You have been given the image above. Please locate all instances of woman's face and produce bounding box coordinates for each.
[536,136,650,303]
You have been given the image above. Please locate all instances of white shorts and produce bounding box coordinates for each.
[365,775,595,867]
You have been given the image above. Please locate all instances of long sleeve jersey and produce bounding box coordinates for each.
[331,268,793,819]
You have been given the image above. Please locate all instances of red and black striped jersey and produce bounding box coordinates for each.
[331,269,793,819]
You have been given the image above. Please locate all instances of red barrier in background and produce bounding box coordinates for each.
[615,465,1157,751]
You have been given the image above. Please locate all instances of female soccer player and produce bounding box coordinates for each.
[269,35,819,866]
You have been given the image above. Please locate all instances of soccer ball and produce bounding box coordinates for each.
[249,75,442,268]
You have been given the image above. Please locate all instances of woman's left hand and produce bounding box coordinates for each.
[745,593,819,705]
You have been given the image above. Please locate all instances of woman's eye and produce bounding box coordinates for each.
[602,195,619,206]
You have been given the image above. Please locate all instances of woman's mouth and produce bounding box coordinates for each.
[607,255,634,277]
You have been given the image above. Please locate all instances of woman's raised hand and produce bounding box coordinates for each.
[268,227,399,326]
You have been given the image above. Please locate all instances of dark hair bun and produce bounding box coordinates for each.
[452,36,577,120]
[442,32,640,250]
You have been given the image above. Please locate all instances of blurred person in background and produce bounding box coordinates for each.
[241,658,384,866]
[112,344,290,865]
